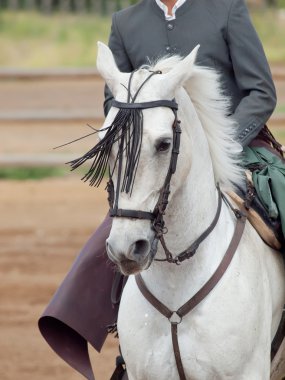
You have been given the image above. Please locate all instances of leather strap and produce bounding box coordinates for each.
[111,272,125,306]
[271,306,285,360]
[135,211,247,379]
[171,323,186,380]
[109,208,155,221]
[112,100,178,110]
[157,185,223,263]
[136,274,173,319]
[177,212,246,317]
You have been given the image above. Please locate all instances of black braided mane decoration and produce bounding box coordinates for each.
[67,106,143,194]
[65,70,163,193]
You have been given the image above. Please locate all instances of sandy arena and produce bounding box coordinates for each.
[0,176,118,380]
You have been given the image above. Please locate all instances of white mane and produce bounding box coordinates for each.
[147,56,243,190]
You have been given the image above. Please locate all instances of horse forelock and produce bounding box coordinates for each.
[144,56,243,191]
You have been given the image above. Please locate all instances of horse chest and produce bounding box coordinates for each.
[117,279,239,379]
[117,267,271,380]
[118,303,237,380]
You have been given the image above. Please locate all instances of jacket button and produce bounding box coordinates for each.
[167,23,174,30]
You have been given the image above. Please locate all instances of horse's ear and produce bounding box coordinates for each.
[97,42,121,95]
[161,45,200,95]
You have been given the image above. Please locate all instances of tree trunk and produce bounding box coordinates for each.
[25,0,37,9]
[8,0,19,9]
[101,0,107,15]
[41,0,53,14]
[265,0,278,7]
[59,0,71,12]
[74,0,86,13]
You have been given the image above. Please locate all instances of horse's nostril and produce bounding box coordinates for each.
[133,239,150,256]
[106,241,116,260]
[107,237,150,263]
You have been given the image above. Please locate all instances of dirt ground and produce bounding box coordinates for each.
[0,176,119,380]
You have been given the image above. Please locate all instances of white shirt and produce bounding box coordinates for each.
[155,0,188,20]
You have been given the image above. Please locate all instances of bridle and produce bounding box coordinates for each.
[107,100,182,264]
[106,69,223,265]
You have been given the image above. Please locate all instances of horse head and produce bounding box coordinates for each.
[70,43,241,275]
[95,43,202,275]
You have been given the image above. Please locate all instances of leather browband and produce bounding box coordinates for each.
[112,99,178,110]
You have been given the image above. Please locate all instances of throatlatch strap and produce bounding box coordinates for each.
[156,185,222,263]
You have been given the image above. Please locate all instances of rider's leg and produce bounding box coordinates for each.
[39,215,117,379]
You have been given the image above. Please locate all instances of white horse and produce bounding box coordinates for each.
[97,42,285,379]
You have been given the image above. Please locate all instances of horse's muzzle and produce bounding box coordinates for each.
[106,238,152,275]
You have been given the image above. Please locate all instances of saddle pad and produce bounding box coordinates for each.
[227,190,281,250]
[243,145,285,239]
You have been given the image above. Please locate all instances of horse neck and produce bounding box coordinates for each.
[142,102,235,308]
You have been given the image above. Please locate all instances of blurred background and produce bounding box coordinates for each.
[0,1,284,379]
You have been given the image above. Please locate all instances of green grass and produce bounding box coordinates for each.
[276,104,285,113]
[251,9,285,63]
[0,167,68,180]
[0,11,111,68]
[0,9,284,67]
[278,0,285,7]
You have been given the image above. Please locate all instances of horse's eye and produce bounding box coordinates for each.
[156,139,172,153]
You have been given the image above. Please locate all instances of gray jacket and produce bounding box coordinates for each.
[104,0,276,146]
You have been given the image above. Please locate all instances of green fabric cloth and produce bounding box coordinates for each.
[243,146,285,237]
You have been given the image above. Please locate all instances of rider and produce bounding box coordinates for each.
[39,1,285,379]
[104,0,276,148]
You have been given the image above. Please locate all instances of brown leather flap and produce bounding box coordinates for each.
[38,216,116,380]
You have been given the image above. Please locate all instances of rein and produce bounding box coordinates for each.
[135,210,247,380]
